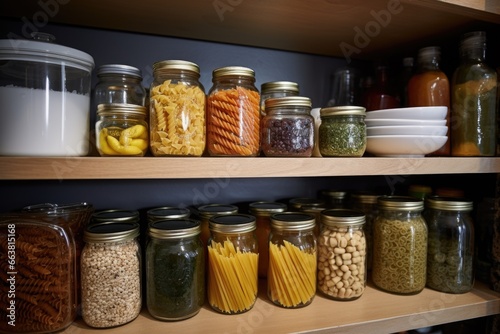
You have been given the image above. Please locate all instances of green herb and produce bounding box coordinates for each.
[319,115,366,157]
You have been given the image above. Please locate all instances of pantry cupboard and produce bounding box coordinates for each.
[1,0,500,333]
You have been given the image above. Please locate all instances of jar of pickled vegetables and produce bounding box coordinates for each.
[260,81,299,116]
[94,64,146,107]
[207,214,258,314]
[150,60,206,156]
[372,196,427,295]
[268,212,316,308]
[206,66,260,156]
[95,103,149,156]
[424,196,474,293]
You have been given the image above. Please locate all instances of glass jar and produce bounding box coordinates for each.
[207,214,258,314]
[261,96,314,157]
[268,212,317,308]
[94,64,146,106]
[289,197,325,212]
[451,31,497,157]
[300,204,326,236]
[90,209,140,225]
[475,197,495,283]
[320,189,348,209]
[81,222,142,328]
[424,196,474,293]
[146,219,204,320]
[260,81,299,116]
[0,216,77,333]
[147,206,191,225]
[206,66,260,156]
[149,60,206,156]
[197,203,239,249]
[327,66,361,107]
[248,201,287,278]
[319,106,366,157]
[318,209,367,300]
[372,196,428,295]
[363,65,400,111]
[95,103,149,156]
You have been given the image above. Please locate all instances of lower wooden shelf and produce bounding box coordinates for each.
[66,280,500,334]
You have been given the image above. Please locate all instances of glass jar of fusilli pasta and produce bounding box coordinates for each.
[424,196,475,293]
[207,214,258,314]
[207,66,260,156]
[150,60,206,156]
[372,196,428,295]
[268,212,317,308]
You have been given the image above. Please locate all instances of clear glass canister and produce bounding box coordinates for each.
[261,96,314,157]
[260,81,299,116]
[319,106,366,157]
[248,201,287,278]
[268,212,317,308]
[206,66,260,156]
[372,196,428,295]
[424,196,474,293]
[150,60,206,156]
[207,214,258,314]
[95,103,149,156]
[197,203,239,249]
[147,206,191,225]
[90,209,140,225]
[318,209,367,300]
[94,64,146,106]
[81,222,142,328]
[146,219,205,320]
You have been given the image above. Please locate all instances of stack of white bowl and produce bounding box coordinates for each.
[365,106,448,157]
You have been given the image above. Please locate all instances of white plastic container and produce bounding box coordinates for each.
[0,33,95,156]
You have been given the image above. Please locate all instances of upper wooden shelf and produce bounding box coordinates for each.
[1,0,499,58]
[1,157,499,180]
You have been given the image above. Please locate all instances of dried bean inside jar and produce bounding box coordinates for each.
[262,117,313,156]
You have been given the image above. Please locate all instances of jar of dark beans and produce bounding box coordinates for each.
[261,96,314,157]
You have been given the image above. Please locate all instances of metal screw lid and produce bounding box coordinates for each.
[198,204,238,219]
[209,214,256,234]
[97,103,147,116]
[91,209,140,224]
[152,59,200,75]
[147,206,191,222]
[270,212,316,231]
[321,209,365,226]
[425,196,473,211]
[261,81,299,93]
[265,96,312,110]
[84,221,140,243]
[249,201,287,217]
[212,66,255,79]
[377,196,424,211]
[320,106,366,117]
[97,64,143,79]
[148,219,201,239]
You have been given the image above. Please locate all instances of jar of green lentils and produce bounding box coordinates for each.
[318,106,366,157]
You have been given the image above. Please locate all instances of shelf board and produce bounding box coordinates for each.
[1,157,500,180]
[65,280,500,334]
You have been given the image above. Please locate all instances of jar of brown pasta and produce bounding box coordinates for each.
[150,60,206,156]
[372,196,428,295]
[318,209,366,301]
[206,66,260,156]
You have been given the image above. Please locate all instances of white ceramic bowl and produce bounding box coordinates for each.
[366,135,448,157]
[365,118,447,127]
[365,106,447,120]
[367,125,448,136]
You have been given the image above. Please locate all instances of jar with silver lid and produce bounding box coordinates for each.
[94,64,146,106]
[81,222,142,328]
[268,212,317,308]
[91,209,140,225]
[261,96,314,157]
[318,209,366,300]
[95,103,149,156]
[424,196,474,293]
[147,206,191,225]
[260,81,299,116]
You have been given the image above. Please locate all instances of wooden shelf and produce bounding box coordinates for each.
[1,157,500,180]
[65,280,500,334]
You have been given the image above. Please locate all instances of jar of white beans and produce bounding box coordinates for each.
[318,209,367,300]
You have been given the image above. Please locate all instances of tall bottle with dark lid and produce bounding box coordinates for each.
[146,219,204,320]
[207,214,258,314]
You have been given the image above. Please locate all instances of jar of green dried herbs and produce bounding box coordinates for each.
[318,106,366,157]
[146,219,205,321]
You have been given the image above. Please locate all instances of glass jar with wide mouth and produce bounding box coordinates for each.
[150,60,206,156]
[260,81,300,116]
[320,189,349,209]
[372,196,428,295]
[207,214,258,314]
[261,96,314,157]
[289,197,326,212]
[146,219,205,320]
[318,209,367,300]
[268,212,317,308]
[424,196,474,293]
[95,103,149,156]
[147,206,191,225]
[197,203,239,249]
[94,64,146,107]
[90,209,140,225]
[206,66,260,156]
[319,106,366,157]
[81,222,142,328]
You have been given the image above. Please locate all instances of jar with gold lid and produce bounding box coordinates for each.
[94,64,146,106]
[197,203,238,249]
[90,209,140,225]
[260,81,299,116]
[147,206,191,225]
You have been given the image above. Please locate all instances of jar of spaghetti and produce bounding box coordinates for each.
[261,96,314,157]
[150,60,206,156]
[260,81,299,116]
[206,66,260,156]
[146,219,204,320]
[372,196,428,295]
[147,206,191,225]
[318,209,366,301]
[95,103,149,156]
[207,214,258,314]
[248,201,287,278]
[424,196,474,293]
[268,212,317,308]
[197,203,238,249]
